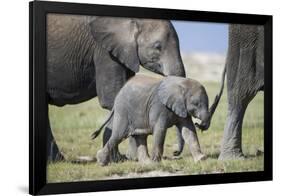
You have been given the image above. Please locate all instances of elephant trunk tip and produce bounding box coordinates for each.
[195,114,211,131]
[177,66,186,78]
[164,62,186,78]
[166,68,186,78]
[195,122,209,132]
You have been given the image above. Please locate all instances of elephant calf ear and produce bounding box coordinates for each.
[158,77,188,118]
[90,17,140,73]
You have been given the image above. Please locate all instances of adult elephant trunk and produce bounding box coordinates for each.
[158,29,186,78]
[195,66,226,131]
[167,61,186,78]
[164,52,186,78]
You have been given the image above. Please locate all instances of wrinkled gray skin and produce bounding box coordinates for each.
[92,75,215,166]
[218,24,264,160]
[46,15,185,161]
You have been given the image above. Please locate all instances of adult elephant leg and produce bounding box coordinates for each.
[218,98,250,160]
[173,126,185,156]
[47,115,64,161]
[103,118,127,162]
[218,46,256,160]
[218,25,263,160]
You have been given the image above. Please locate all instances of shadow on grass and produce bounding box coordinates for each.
[206,152,262,160]
[207,152,220,159]
[70,156,97,164]
[245,152,264,159]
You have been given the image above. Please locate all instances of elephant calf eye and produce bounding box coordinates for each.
[153,41,162,51]
[193,101,199,107]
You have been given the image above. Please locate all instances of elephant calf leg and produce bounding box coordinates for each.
[126,136,138,161]
[151,127,167,162]
[181,122,206,162]
[173,126,185,156]
[103,122,127,162]
[97,116,128,166]
[127,129,150,161]
[96,145,111,166]
[97,137,123,166]
[134,135,151,164]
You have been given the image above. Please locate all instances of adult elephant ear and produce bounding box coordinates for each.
[90,17,140,73]
[158,76,188,118]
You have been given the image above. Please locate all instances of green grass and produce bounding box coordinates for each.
[47,80,264,183]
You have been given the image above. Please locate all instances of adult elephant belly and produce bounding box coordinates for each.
[47,62,97,107]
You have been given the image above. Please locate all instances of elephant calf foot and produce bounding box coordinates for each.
[151,156,161,162]
[173,150,182,157]
[193,153,207,162]
[139,157,153,165]
[218,149,244,160]
[172,140,184,157]
[126,153,138,161]
[97,149,110,166]
[151,151,162,162]
[110,150,127,163]
[126,148,138,161]
[116,153,127,162]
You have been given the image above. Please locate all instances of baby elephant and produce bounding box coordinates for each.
[92,75,215,166]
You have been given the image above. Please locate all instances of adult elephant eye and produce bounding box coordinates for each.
[152,56,160,62]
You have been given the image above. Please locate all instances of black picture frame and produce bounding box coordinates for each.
[29,1,273,195]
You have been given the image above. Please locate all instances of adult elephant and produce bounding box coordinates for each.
[47,14,186,161]
[211,24,264,160]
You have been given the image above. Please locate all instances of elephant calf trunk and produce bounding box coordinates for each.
[195,120,210,131]
[195,112,211,131]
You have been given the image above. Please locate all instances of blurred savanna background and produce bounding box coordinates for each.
[47,21,264,182]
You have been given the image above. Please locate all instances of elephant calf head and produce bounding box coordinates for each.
[158,76,217,131]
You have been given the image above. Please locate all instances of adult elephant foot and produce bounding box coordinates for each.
[47,140,65,162]
[219,99,249,161]
[218,149,244,160]
[47,116,64,162]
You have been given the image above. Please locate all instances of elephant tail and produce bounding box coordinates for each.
[196,64,226,130]
[209,64,227,116]
[91,110,114,140]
